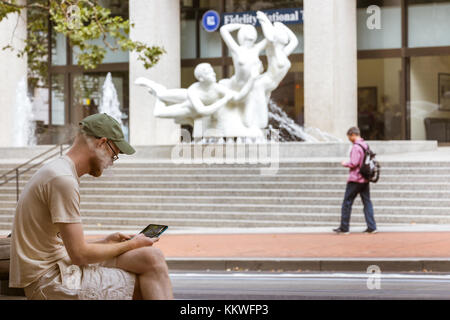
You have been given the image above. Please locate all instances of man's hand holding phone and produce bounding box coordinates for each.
[129,233,159,249]
[125,224,168,250]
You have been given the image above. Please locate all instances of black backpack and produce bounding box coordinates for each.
[355,143,380,183]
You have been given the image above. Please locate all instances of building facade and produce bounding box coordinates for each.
[1,0,450,146]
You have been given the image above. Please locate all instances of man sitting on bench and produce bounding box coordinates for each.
[9,113,173,300]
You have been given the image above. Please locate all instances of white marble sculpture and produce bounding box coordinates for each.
[135,11,298,140]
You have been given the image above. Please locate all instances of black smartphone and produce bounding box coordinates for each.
[139,224,168,238]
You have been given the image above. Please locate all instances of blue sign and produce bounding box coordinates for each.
[222,8,303,26]
[202,10,221,32]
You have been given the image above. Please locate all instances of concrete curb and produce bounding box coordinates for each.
[166,257,450,273]
[2,257,450,299]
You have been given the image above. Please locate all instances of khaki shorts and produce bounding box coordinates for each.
[24,256,136,300]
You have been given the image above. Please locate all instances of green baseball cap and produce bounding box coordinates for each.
[79,113,135,155]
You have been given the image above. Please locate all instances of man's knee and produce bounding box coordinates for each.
[140,247,168,274]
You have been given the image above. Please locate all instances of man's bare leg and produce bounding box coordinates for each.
[116,246,173,300]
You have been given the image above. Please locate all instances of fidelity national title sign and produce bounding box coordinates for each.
[222,8,303,26]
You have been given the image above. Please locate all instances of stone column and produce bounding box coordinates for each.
[304,0,357,141]
[0,3,27,147]
[129,0,181,146]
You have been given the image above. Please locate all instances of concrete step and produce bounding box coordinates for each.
[82,195,450,207]
[4,160,450,167]
[9,172,450,183]
[3,201,450,215]
[79,214,450,225]
[75,203,450,215]
[3,183,450,195]
[76,188,450,199]
[3,209,447,221]
[8,161,450,170]
[3,187,450,198]
[78,174,450,183]
[69,181,450,190]
[2,194,450,207]
[6,166,450,176]
[0,212,445,229]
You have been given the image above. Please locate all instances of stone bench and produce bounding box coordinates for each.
[0,238,25,297]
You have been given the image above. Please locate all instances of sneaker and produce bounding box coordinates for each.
[363,228,378,234]
[333,227,349,234]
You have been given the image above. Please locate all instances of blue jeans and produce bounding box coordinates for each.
[340,182,377,231]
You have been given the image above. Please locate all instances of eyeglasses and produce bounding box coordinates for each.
[106,140,119,162]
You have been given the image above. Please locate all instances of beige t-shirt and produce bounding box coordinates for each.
[9,156,81,288]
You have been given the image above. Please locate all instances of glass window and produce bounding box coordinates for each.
[98,0,129,19]
[181,0,194,8]
[72,34,130,64]
[181,10,197,59]
[200,28,222,58]
[181,66,196,88]
[199,1,222,58]
[51,74,65,126]
[72,0,129,64]
[51,32,67,66]
[357,58,404,140]
[182,1,224,60]
[408,0,450,48]
[356,0,401,50]
[410,55,450,142]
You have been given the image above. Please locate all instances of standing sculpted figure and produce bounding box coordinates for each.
[243,11,299,130]
[220,22,267,90]
[217,21,267,137]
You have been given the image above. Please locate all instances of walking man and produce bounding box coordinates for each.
[9,113,173,300]
[333,127,377,234]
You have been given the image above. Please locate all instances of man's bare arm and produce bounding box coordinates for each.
[57,223,156,266]
[87,232,132,244]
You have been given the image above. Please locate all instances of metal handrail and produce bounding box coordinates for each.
[0,144,71,201]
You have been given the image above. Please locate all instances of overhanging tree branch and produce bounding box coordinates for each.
[0,0,165,86]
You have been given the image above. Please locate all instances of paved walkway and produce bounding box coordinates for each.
[87,231,450,258]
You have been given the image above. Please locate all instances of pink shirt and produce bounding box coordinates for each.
[343,138,368,183]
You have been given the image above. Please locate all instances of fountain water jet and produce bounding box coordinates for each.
[99,72,129,141]
[13,78,36,147]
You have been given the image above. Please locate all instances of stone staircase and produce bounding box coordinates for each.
[1,161,450,232]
